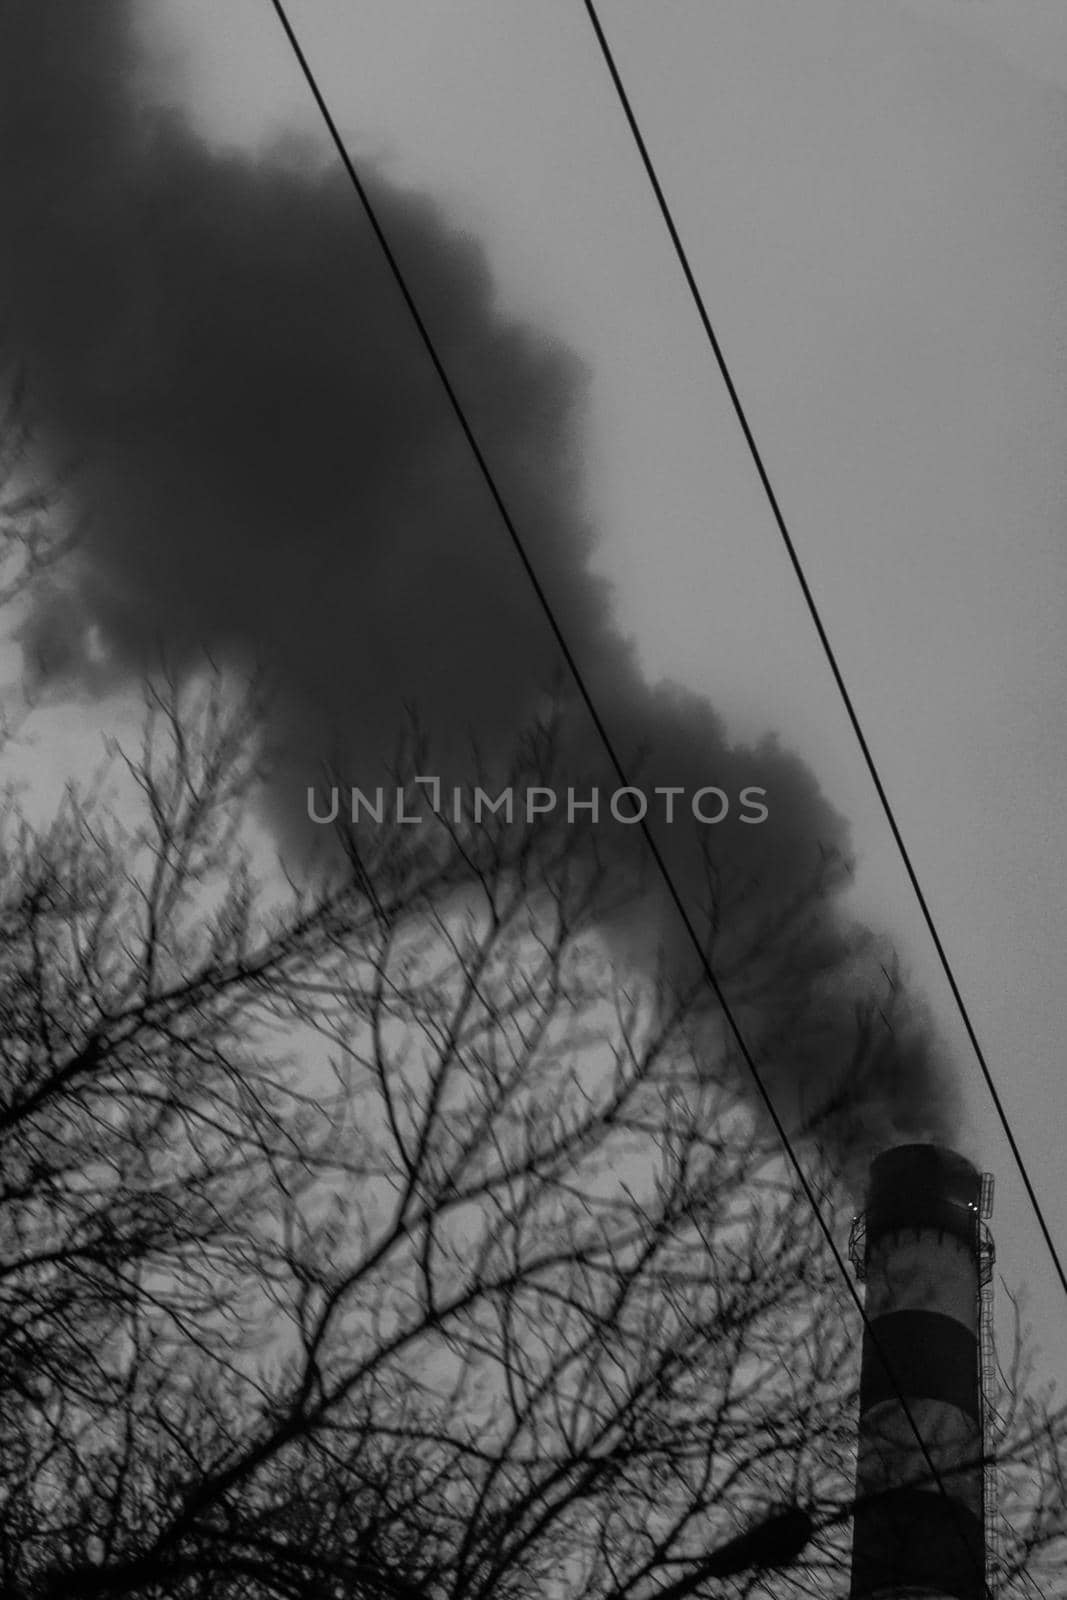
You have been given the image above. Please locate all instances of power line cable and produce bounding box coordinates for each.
[263,4,994,1591]
[579,0,1067,1309]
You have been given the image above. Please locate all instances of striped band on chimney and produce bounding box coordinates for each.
[849,1144,995,1600]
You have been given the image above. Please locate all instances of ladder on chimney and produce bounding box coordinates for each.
[978,1173,1002,1595]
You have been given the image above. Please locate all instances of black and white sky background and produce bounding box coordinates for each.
[2,0,1066,1389]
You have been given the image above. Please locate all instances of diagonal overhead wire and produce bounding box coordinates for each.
[579,0,1067,1309]
[264,3,996,1590]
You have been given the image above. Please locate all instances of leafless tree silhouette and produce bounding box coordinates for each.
[0,357,82,597]
[0,667,1064,1600]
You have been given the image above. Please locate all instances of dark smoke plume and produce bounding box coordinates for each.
[0,2,960,1165]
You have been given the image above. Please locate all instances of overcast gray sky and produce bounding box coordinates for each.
[127,0,1067,1384]
[5,1,1066,1388]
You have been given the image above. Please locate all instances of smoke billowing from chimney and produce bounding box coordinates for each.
[0,2,961,1169]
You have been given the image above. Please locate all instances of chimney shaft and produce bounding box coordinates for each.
[849,1144,993,1600]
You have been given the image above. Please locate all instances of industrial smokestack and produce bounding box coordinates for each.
[849,1144,996,1600]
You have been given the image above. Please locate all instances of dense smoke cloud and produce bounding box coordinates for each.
[0,2,960,1165]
